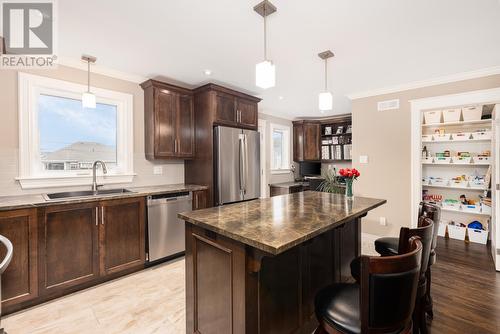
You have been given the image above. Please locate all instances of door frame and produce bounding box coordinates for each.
[410,88,500,270]
[258,119,267,198]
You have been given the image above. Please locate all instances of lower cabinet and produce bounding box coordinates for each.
[192,189,208,210]
[0,209,38,309]
[1,196,146,314]
[100,197,146,275]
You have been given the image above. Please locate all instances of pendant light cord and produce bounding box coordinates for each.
[87,60,91,93]
[263,4,267,60]
[324,59,328,91]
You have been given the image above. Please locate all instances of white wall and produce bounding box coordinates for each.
[0,66,184,197]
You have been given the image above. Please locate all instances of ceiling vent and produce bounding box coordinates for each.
[377,99,400,111]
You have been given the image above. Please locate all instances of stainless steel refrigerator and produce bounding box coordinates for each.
[214,126,260,205]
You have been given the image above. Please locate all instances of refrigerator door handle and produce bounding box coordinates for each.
[239,134,245,193]
[243,134,248,195]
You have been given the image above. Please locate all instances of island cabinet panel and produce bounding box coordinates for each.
[99,198,145,275]
[39,203,100,293]
[185,222,361,334]
[192,189,208,210]
[0,209,38,309]
[185,224,246,334]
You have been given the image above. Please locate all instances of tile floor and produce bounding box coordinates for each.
[2,234,378,334]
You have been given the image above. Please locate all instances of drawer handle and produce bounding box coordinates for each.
[95,207,98,226]
[101,207,105,225]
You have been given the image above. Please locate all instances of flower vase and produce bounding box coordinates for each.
[345,178,353,199]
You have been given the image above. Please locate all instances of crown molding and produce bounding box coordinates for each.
[57,56,147,84]
[347,65,500,100]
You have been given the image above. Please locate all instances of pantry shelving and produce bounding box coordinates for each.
[420,104,494,245]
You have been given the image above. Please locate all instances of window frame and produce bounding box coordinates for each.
[17,72,135,189]
[270,123,291,174]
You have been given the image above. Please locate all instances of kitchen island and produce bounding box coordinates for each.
[179,191,386,334]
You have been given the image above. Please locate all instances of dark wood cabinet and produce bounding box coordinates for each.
[40,202,100,293]
[99,198,145,275]
[0,209,38,308]
[185,84,261,207]
[141,79,194,160]
[292,120,321,162]
[192,190,208,210]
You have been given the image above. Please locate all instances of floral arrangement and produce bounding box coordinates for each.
[339,168,361,179]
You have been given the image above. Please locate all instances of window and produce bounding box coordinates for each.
[270,123,290,173]
[18,73,134,189]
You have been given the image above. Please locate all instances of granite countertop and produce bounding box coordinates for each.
[0,184,207,212]
[179,191,386,255]
[269,181,310,188]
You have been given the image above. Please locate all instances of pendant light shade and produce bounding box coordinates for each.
[256,60,275,89]
[318,92,333,111]
[318,50,334,112]
[82,92,96,109]
[254,1,277,89]
[81,55,97,109]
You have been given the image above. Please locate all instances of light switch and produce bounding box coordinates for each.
[153,166,163,175]
[359,155,369,164]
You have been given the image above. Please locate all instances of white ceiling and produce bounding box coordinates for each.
[58,0,500,119]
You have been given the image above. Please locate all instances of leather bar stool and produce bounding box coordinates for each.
[373,203,441,320]
[314,237,423,334]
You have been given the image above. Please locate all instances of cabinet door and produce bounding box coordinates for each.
[99,198,145,275]
[293,123,304,162]
[176,93,195,157]
[303,123,321,161]
[215,92,236,125]
[0,209,38,308]
[237,98,258,129]
[154,88,176,157]
[192,190,208,210]
[40,203,99,292]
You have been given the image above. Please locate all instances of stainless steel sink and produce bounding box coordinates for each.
[43,188,133,201]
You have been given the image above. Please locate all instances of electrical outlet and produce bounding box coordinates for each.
[359,155,369,164]
[153,166,163,175]
[379,217,387,226]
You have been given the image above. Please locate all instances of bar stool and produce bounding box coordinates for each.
[314,237,423,334]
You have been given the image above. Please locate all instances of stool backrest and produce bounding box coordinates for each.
[360,237,422,333]
[398,217,434,281]
[420,202,441,252]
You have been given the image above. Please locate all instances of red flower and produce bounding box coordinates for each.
[338,168,360,179]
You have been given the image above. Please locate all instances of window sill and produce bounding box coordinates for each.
[271,169,292,175]
[16,173,136,190]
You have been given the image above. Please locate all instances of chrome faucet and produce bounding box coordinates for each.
[92,160,107,193]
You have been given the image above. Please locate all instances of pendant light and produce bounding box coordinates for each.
[81,55,97,109]
[318,50,334,112]
[254,0,276,89]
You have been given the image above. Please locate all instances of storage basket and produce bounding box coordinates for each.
[431,178,448,186]
[462,105,482,122]
[422,157,434,164]
[423,110,442,125]
[442,108,461,123]
[437,223,447,237]
[462,204,481,213]
[467,228,488,244]
[442,201,460,209]
[451,132,471,141]
[434,157,451,164]
[452,156,472,165]
[471,131,492,140]
[450,180,468,188]
[447,225,466,240]
[434,134,450,142]
[421,134,433,142]
[469,180,486,189]
[474,156,491,164]
[481,204,492,215]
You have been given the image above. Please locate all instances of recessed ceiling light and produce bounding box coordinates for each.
[278,96,284,100]
[203,69,212,76]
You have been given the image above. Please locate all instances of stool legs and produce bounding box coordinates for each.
[424,268,434,319]
[413,294,428,334]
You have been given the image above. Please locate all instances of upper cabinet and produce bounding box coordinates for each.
[141,80,195,160]
[207,84,260,130]
[293,120,321,162]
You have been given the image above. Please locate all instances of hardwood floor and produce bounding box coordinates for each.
[2,236,498,333]
[428,237,500,334]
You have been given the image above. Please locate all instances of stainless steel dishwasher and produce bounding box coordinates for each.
[147,192,192,262]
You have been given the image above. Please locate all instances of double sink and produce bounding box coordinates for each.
[43,188,134,201]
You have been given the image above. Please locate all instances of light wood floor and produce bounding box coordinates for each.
[3,235,498,333]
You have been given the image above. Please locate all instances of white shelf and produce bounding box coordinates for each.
[422,162,490,167]
[441,207,491,217]
[422,119,491,127]
[422,138,491,143]
[423,184,488,191]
